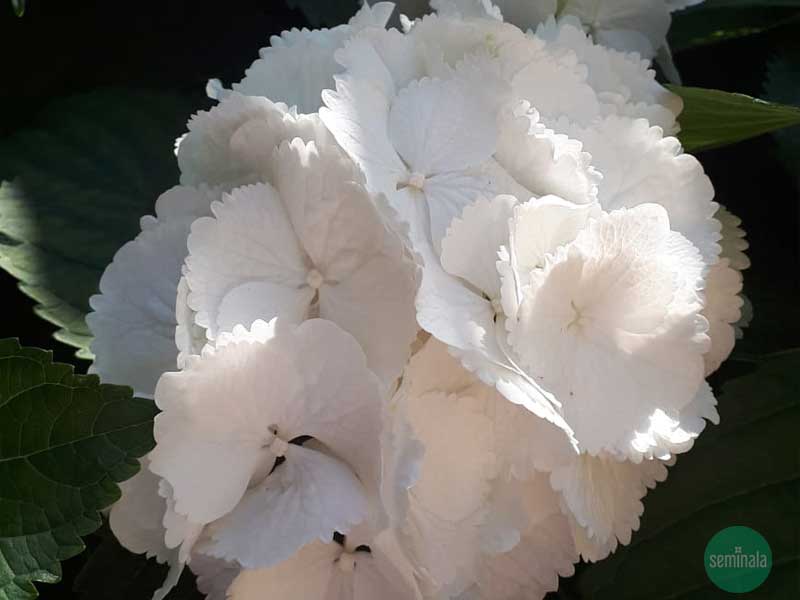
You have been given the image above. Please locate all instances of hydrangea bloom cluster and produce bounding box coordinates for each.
[88,2,748,598]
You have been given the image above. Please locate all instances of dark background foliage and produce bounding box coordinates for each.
[0,1,798,599]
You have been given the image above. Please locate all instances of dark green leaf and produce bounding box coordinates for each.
[285,0,359,27]
[670,2,800,51]
[765,49,800,172]
[0,339,158,599]
[10,0,24,17]
[0,90,197,360]
[73,529,202,600]
[574,351,800,599]
[670,85,800,152]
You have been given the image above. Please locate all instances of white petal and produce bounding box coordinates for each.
[175,276,206,369]
[203,445,368,569]
[417,221,578,443]
[87,186,216,397]
[388,76,498,175]
[534,17,680,131]
[336,27,423,98]
[473,475,576,600]
[272,319,384,488]
[227,542,340,600]
[159,480,204,564]
[394,390,495,595]
[631,381,719,459]
[716,205,750,271]
[152,555,185,600]
[234,43,345,115]
[353,546,421,600]
[494,109,600,206]
[189,555,240,600]
[321,76,408,193]
[416,241,498,360]
[507,195,599,275]
[215,280,315,338]
[508,43,602,126]
[489,393,578,478]
[424,171,495,251]
[560,0,671,59]
[702,259,744,375]
[178,94,289,189]
[185,182,311,339]
[320,251,419,385]
[271,139,369,273]
[109,457,170,563]
[440,195,516,299]
[551,453,668,551]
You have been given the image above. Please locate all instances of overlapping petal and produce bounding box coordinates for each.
[87,185,218,397]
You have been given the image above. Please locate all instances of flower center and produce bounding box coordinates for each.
[263,425,290,457]
[566,300,586,332]
[491,297,503,314]
[337,551,357,573]
[396,172,426,191]
[306,268,324,290]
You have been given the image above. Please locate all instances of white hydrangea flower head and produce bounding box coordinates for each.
[93,2,748,595]
[553,114,720,264]
[148,319,384,570]
[209,2,396,114]
[87,185,219,397]
[228,527,421,600]
[177,92,331,190]
[184,137,418,385]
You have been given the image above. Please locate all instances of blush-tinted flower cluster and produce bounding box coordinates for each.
[89,2,747,599]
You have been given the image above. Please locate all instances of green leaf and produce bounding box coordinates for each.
[669,85,800,152]
[285,0,359,27]
[573,351,800,599]
[670,2,800,51]
[0,339,158,600]
[73,529,202,600]
[0,89,198,360]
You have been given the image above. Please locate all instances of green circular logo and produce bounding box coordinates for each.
[704,526,772,593]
